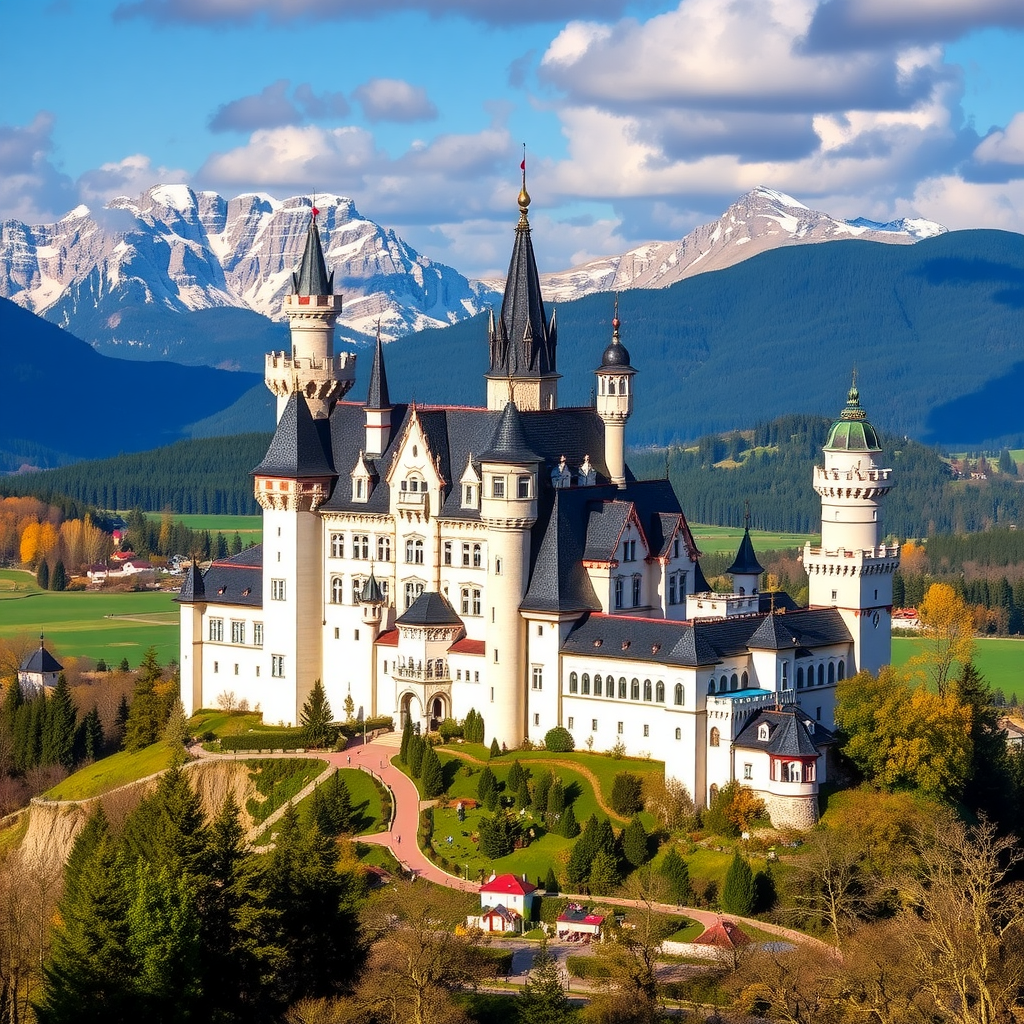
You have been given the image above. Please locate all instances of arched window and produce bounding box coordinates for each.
[674,683,684,706]
[569,672,578,694]
[643,679,652,701]
[594,674,603,696]
[707,680,715,695]
[405,537,424,564]
[331,576,343,604]
[655,680,665,703]
[473,544,482,567]
[582,673,590,695]
[710,727,720,747]
[797,667,804,689]
[619,677,627,699]
[675,727,681,740]
[828,662,836,685]
[730,673,739,691]
[719,676,728,693]
[818,664,825,686]
[741,671,748,688]
[837,660,845,681]
[631,678,640,700]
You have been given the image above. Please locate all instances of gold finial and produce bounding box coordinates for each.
[518,143,531,220]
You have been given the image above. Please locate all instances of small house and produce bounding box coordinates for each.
[556,904,604,941]
[18,636,62,696]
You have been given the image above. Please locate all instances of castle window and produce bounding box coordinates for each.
[675,727,681,740]
[492,477,505,498]
[656,681,665,702]
[534,713,540,726]
[831,589,838,601]
[643,679,652,701]
[743,763,752,780]
[352,578,362,603]
[623,539,636,562]
[253,623,263,648]
[532,666,543,690]
[837,660,845,680]
[818,664,825,686]
[674,683,683,706]
[614,578,624,609]
[631,679,640,700]
[353,534,370,559]
[271,655,285,678]
[462,543,471,567]
[404,581,424,609]
[608,379,616,395]
[231,621,245,645]
[618,677,627,699]
[568,717,574,729]
[730,673,739,691]
[592,719,598,732]
[632,577,642,606]
[828,662,836,685]
[669,574,678,605]
[741,671,748,687]
[582,673,590,695]
[330,533,345,558]
[443,541,452,566]
[335,628,340,639]
[782,662,789,685]
[213,661,218,673]
[463,484,476,507]
[494,557,502,575]
[380,580,390,604]
[473,589,481,616]
[569,672,578,694]
[797,667,805,689]
[758,723,770,741]
[473,544,482,567]
[377,536,391,562]
[710,727,720,747]
[707,679,715,695]
[331,577,343,604]
[461,587,471,614]
[674,538,680,558]
[517,475,532,499]
[354,477,365,499]
[643,724,649,737]
[594,674,603,696]
[209,618,224,642]
[405,538,424,564]
[617,721,624,734]
[719,676,728,693]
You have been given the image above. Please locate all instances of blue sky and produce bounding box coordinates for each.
[2,0,1023,275]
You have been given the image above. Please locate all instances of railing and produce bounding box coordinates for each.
[392,659,450,682]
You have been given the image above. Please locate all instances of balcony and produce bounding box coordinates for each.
[393,658,450,682]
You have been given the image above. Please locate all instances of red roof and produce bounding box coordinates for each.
[480,873,537,896]
[693,919,751,949]
[449,638,485,655]
[375,629,399,647]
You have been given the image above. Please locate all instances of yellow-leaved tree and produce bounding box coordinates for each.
[913,582,975,696]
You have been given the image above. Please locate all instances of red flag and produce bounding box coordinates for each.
[520,159,526,171]
[312,205,320,217]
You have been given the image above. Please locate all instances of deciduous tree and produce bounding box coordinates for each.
[914,582,975,696]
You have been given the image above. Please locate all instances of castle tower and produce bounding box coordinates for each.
[485,163,559,412]
[803,379,900,674]
[479,402,540,747]
[265,207,356,421]
[176,563,205,715]
[726,511,764,596]
[356,569,386,719]
[364,324,393,456]
[594,300,636,488]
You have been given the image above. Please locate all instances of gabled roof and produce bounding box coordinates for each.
[583,501,634,562]
[395,590,463,628]
[726,526,764,576]
[292,214,333,296]
[479,402,542,464]
[734,704,834,757]
[20,642,62,674]
[175,561,206,603]
[481,873,537,896]
[253,391,335,478]
[747,613,802,650]
[365,330,391,410]
[185,546,263,608]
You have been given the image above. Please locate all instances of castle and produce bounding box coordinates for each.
[178,175,899,828]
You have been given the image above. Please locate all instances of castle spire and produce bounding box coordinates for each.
[366,321,391,411]
[292,206,333,297]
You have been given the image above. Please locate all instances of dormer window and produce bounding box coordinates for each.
[758,723,770,741]
[463,484,476,507]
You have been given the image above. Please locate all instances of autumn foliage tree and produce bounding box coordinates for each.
[914,582,976,696]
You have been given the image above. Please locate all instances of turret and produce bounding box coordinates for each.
[265,206,356,421]
[726,511,764,596]
[594,299,636,488]
[485,157,560,412]
[364,323,393,456]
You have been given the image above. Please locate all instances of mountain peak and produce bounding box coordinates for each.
[748,185,809,210]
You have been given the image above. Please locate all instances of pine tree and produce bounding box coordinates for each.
[533,769,553,814]
[420,744,445,799]
[489,737,500,759]
[485,787,499,811]
[721,852,755,916]
[516,776,532,810]
[622,816,649,868]
[660,847,692,905]
[544,866,559,894]
[299,679,334,749]
[408,733,425,776]
[507,759,525,792]
[546,778,565,815]
[123,647,162,752]
[37,560,49,590]
[558,802,579,839]
[477,766,496,803]
[77,705,104,762]
[399,716,413,763]
[587,848,620,895]
[51,559,67,591]
[519,935,569,1024]
[43,672,77,769]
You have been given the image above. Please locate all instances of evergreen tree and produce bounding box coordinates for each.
[533,769,553,813]
[660,847,692,905]
[753,864,777,914]
[96,659,108,672]
[77,705,104,762]
[477,766,496,803]
[408,733,425,776]
[721,852,755,916]
[489,737,500,759]
[519,936,570,1024]
[565,815,601,888]
[123,647,162,752]
[559,802,579,839]
[0,677,23,741]
[479,812,521,859]
[119,658,131,672]
[508,759,525,793]
[587,849,620,895]
[43,672,77,769]
[299,679,334,749]
[230,532,243,555]
[610,772,644,815]
[420,744,445,799]
[37,560,49,590]
[622,816,649,868]
[547,778,565,815]
[544,866,559,894]
[516,776,532,810]
[399,716,413,763]
[485,787,499,811]
[51,559,67,591]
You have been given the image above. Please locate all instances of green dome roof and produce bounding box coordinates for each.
[824,378,881,452]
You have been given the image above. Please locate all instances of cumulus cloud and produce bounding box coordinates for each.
[352,79,438,123]
[974,113,1024,165]
[903,172,1024,231]
[209,80,350,132]
[77,154,190,208]
[803,0,1024,52]
[0,113,77,223]
[114,0,631,26]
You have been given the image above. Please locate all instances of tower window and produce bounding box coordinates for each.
[569,672,578,694]
[532,666,543,690]
[674,683,683,705]
[614,578,624,609]
[253,623,263,648]
[231,621,245,645]
[271,655,285,678]
[353,534,370,559]
[632,577,642,606]
[271,579,286,601]
[675,727,681,740]
[643,724,649,737]
[631,679,640,700]
[492,477,505,498]
[331,577,343,604]
[463,484,476,506]
[209,618,224,642]
[405,538,424,564]
[582,673,590,695]
[517,475,532,499]
[473,544,482,567]
[462,543,471,566]
[831,589,838,602]
[473,589,481,616]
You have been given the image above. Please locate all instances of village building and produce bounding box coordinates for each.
[19,635,62,696]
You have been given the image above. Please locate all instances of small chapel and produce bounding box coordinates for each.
[178,171,900,828]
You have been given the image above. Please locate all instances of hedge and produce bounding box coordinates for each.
[566,956,611,980]
[339,715,394,738]
[475,948,514,977]
[220,732,308,751]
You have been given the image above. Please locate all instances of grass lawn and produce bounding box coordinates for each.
[892,636,1024,699]
[172,514,262,540]
[665,917,705,942]
[0,572,179,667]
[44,740,178,800]
[690,524,816,554]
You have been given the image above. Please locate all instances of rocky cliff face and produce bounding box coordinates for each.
[0,185,481,342]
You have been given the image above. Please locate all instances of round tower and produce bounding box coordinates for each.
[594,299,636,489]
[265,207,356,421]
[803,377,900,674]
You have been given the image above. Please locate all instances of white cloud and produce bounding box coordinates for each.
[974,112,1024,165]
[903,173,1024,230]
[0,113,76,223]
[352,79,438,124]
[77,154,190,208]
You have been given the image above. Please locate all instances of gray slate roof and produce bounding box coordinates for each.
[253,392,335,478]
[365,332,391,410]
[20,643,62,674]
[293,216,333,296]
[175,561,206,603]
[396,590,463,627]
[479,402,543,464]
[734,705,834,756]
[178,545,264,608]
[726,526,764,576]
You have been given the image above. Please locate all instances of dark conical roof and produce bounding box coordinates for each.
[365,329,391,410]
[396,590,462,627]
[292,213,333,297]
[726,526,765,576]
[20,637,62,674]
[692,561,711,594]
[176,561,206,603]
[359,569,385,604]
[479,402,542,464]
[487,183,557,380]
[253,391,336,478]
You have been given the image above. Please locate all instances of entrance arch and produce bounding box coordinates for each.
[427,692,449,732]
[400,692,421,727]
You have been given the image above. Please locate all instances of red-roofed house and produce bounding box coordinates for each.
[479,873,537,917]
[693,918,751,950]
[556,904,605,940]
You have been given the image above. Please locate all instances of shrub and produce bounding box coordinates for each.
[610,772,644,815]
[489,738,500,758]
[721,852,755,916]
[220,731,306,751]
[438,717,462,741]
[544,727,575,752]
[475,948,514,976]
[566,956,611,980]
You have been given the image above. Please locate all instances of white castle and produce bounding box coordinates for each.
[178,178,899,828]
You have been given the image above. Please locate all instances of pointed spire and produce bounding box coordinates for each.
[598,293,633,369]
[177,560,206,603]
[726,516,765,577]
[359,566,385,605]
[366,320,391,410]
[480,401,542,464]
[292,205,333,297]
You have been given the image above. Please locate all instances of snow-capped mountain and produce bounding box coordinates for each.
[528,187,947,302]
[0,185,481,342]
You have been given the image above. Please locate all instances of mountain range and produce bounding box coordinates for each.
[1,185,943,371]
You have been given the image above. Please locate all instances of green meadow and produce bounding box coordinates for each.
[690,523,816,554]
[0,569,178,667]
[172,514,262,541]
[892,636,1024,700]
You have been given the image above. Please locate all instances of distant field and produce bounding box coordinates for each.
[172,514,262,538]
[892,636,1024,699]
[690,523,816,554]
[0,570,178,667]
